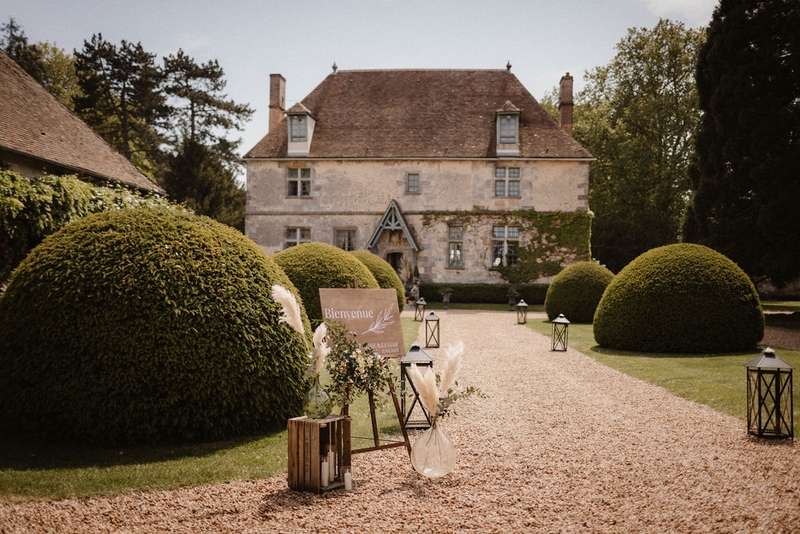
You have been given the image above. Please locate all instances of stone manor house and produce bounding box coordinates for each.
[244,67,593,285]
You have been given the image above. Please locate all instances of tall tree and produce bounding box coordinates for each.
[2,18,46,89]
[162,49,253,167]
[572,19,705,272]
[74,34,166,176]
[683,0,800,288]
[162,139,245,231]
[1,19,81,110]
[160,50,252,230]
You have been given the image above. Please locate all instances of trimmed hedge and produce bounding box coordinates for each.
[0,208,310,444]
[593,244,764,353]
[544,261,614,323]
[418,282,549,305]
[273,242,379,324]
[350,250,405,312]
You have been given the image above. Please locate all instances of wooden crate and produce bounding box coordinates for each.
[287,415,352,493]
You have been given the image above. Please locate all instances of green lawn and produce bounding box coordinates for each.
[527,317,800,438]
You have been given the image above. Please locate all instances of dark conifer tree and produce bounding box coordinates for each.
[683,0,800,287]
[74,34,166,175]
[162,139,244,231]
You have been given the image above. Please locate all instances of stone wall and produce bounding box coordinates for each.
[245,158,590,283]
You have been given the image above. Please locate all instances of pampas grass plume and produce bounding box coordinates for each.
[271,285,304,335]
[311,323,330,376]
[408,363,440,420]
[439,340,464,394]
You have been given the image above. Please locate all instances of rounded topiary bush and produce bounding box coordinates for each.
[273,242,379,323]
[350,251,405,312]
[0,208,310,444]
[544,261,614,323]
[593,243,763,353]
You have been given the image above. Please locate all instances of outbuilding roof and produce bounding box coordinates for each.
[0,50,163,193]
[246,69,592,160]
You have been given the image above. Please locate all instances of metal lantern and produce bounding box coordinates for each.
[516,299,529,324]
[551,314,570,351]
[399,344,434,429]
[414,298,427,321]
[425,312,440,348]
[746,348,794,440]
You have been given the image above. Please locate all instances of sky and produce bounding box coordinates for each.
[4,0,718,159]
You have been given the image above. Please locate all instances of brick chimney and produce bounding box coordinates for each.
[269,74,286,132]
[559,72,574,137]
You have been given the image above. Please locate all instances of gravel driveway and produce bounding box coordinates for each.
[1,310,798,533]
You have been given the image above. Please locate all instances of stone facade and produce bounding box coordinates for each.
[245,69,593,285]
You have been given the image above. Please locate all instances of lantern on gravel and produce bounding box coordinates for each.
[399,344,434,429]
[414,298,427,321]
[425,312,440,348]
[516,299,529,324]
[746,348,794,440]
[551,314,570,351]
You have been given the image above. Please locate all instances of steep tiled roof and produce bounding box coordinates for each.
[0,51,163,193]
[245,69,592,160]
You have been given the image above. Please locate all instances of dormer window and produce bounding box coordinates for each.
[498,114,518,144]
[286,103,315,157]
[496,101,520,156]
[290,115,307,142]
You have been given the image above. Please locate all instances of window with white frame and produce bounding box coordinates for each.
[498,114,519,144]
[285,227,310,249]
[335,229,356,251]
[448,226,464,268]
[494,167,520,197]
[287,168,311,197]
[289,115,307,142]
[491,226,519,267]
[406,173,420,194]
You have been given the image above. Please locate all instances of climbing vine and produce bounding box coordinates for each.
[422,207,593,283]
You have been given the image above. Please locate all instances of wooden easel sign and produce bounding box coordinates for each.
[318,288,405,358]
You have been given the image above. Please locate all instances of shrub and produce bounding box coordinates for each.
[0,208,310,444]
[273,243,379,324]
[0,169,180,285]
[350,251,405,312]
[593,244,764,353]
[418,282,550,305]
[544,261,614,323]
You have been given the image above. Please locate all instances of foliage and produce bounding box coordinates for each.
[161,139,245,231]
[593,243,764,353]
[497,210,593,283]
[682,0,800,288]
[1,18,81,108]
[162,49,254,168]
[324,321,393,408]
[273,242,379,324]
[74,34,166,174]
[6,20,254,233]
[423,208,592,283]
[418,282,549,305]
[0,208,309,444]
[544,261,614,323]
[555,19,705,273]
[0,169,180,284]
[350,250,405,312]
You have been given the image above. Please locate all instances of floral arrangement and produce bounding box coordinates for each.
[271,285,329,378]
[325,321,393,408]
[407,340,479,424]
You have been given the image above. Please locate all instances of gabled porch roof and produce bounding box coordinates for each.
[366,200,420,252]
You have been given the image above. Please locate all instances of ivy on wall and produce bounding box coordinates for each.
[422,207,593,283]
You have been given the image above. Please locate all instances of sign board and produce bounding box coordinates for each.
[318,288,405,358]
